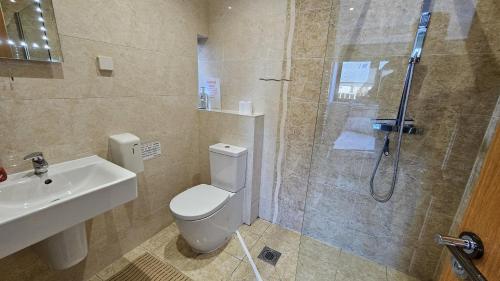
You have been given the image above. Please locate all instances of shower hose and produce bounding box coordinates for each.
[370,59,416,203]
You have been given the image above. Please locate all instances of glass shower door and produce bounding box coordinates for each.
[290,0,499,280]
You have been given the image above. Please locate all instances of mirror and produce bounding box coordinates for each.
[0,0,62,62]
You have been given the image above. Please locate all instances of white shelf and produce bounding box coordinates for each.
[198,109,264,118]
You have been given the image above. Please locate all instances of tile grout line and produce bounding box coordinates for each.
[4,94,194,102]
[228,259,244,281]
[91,275,104,281]
[333,269,339,281]
[60,33,198,59]
[227,226,266,281]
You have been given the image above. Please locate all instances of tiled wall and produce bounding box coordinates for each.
[0,0,207,280]
[198,110,264,224]
[197,0,289,220]
[278,0,500,280]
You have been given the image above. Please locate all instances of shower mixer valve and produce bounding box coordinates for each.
[371,118,418,134]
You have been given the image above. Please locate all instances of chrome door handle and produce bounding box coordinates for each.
[435,232,487,281]
[435,232,484,259]
[435,234,480,253]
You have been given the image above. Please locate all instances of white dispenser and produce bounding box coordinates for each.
[109,133,144,173]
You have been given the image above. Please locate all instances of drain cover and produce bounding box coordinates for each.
[257,246,282,266]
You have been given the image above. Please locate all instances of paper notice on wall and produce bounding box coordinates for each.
[141,141,161,160]
[205,78,221,110]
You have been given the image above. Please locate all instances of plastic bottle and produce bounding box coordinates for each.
[199,87,208,109]
[0,158,7,182]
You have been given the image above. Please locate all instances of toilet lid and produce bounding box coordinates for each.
[169,184,231,221]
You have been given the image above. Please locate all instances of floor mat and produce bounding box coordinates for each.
[107,253,192,281]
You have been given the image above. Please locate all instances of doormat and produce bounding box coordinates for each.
[107,253,192,281]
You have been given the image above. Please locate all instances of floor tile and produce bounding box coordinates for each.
[224,226,261,260]
[296,236,341,281]
[97,247,147,280]
[140,222,180,252]
[261,223,302,250]
[335,250,387,281]
[91,219,423,281]
[183,250,241,281]
[233,224,301,281]
[387,267,421,281]
[148,229,240,281]
[240,218,272,236]
[230,259,283,281]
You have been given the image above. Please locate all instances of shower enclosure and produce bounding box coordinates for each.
[276,0,500,280]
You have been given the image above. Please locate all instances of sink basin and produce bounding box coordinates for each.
[0,155,137,259]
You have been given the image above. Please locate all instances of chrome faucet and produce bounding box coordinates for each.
[24,152,49,175]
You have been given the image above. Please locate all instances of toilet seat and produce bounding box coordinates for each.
[170,184,231,221]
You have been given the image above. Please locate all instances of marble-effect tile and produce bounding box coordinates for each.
[87,220,422,281]
[0,1,205,280]
[279,1,500,280]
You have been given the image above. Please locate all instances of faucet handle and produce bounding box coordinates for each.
[24,152,45,162]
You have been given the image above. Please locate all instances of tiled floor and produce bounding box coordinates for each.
[88,219,420,281]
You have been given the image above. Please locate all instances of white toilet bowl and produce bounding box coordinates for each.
[170,184,243,253]
[169,143,247,253]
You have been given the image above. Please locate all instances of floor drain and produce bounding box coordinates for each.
[257,246,281,266]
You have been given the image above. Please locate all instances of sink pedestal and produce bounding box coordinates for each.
[34,222,88,270]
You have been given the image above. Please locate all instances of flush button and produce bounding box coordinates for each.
[225,145,230,149]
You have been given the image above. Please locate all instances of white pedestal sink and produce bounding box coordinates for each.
[0,155,137,269]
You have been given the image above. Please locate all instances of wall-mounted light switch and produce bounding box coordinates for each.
[97,56,114,71]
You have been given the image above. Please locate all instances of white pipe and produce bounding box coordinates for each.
[236,231,264,281]
[273,0,296,224]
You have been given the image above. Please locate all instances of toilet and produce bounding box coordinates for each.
[169,143,247,253]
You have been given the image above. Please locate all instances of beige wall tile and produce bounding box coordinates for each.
[293,7,332,59]
[0,1,205,280]
[199,0,288,222]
